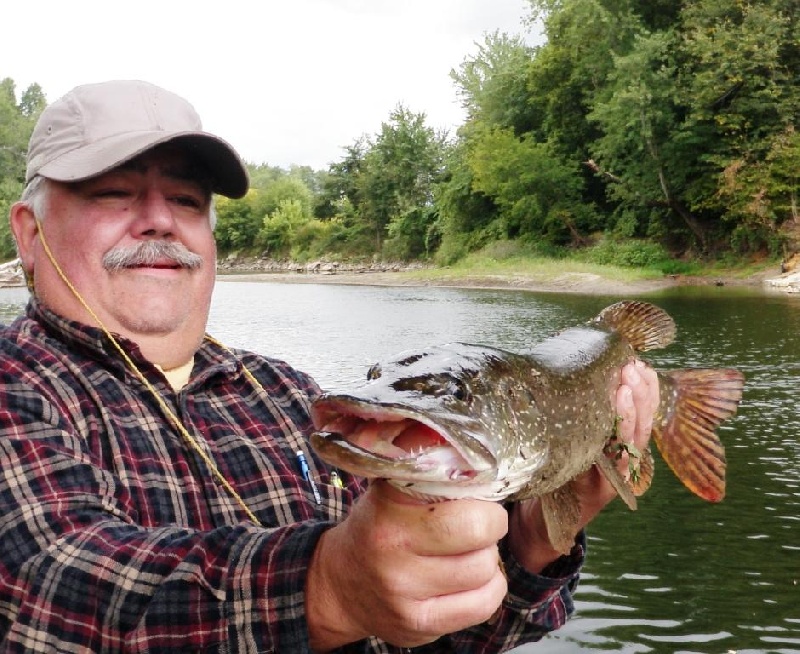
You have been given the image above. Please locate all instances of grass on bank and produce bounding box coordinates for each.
[403,239,779,284]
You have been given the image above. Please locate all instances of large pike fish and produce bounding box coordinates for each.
[310,301,744,553]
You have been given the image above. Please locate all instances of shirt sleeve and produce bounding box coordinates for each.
[393,535,583,653]
[0,380,327,652]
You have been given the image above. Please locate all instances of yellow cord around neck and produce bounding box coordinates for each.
[34,219,263,527]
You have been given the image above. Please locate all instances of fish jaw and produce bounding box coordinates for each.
[311,393,551,501]
[310,396,498,484]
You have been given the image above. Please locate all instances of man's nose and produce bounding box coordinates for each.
[136,190,177,237]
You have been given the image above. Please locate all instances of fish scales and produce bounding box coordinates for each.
[311,301,745,553]
[509,325,635,500]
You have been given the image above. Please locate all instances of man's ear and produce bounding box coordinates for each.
[9,202,39,277]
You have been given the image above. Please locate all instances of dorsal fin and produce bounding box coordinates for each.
[592,301,676,352]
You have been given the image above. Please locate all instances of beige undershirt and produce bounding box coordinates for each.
[156,357,195,391]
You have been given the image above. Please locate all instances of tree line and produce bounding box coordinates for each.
[2,0,798,267]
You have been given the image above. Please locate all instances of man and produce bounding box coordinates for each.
[0,80,659,652]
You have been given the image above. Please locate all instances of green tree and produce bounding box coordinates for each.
[587,29,714,249]
[467,127,595,245]
[0,78,42,182]
[677,0,799,252]
[443,1,651,256]
[523,0,642,155]
[0,77,44,259]
[257,175,313,220]
[257,198,308,255]
[214,192,262,251]
[18,83,46,119]
[314,141,367,221]
[718,125,800,253]
[215,167,317,255]
[451,31,537,135]
[432,142,500,263]
[357,105,448,257]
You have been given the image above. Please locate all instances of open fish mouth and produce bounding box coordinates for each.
[311,398,496,482]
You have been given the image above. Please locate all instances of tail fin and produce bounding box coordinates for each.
[653,368,745,502]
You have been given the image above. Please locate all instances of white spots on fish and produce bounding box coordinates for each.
[518,443,535,460]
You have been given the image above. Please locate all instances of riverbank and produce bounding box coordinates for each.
[218,262,787,296]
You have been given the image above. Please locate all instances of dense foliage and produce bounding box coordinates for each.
[0,78,45,258]
[1,0,797,265]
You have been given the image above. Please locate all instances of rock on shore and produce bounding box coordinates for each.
[765,270,800,293]
[216,254,430,276]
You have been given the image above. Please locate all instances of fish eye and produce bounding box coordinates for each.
[366,363,382,380]
[448,378,471,402]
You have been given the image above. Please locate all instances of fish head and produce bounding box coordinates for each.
[310,343,548,501]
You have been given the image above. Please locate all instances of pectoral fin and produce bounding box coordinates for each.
[594,452,638,510]
[541,484,582,556]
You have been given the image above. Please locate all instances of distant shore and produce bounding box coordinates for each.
[217,264,786,296]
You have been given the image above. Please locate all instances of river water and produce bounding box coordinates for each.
[1,279,797,653]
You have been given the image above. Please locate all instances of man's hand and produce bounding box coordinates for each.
[508,359,660,573]
[306,481,510,650]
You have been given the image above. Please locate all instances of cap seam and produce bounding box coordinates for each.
[141,85,162,132]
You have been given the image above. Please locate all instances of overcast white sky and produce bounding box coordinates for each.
[3,0,539,170]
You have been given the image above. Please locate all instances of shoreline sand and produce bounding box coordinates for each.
[217,266,785,297]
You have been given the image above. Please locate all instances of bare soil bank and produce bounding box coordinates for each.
[218,265,780,297]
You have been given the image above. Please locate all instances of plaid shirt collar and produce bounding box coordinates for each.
[24,296,241,386]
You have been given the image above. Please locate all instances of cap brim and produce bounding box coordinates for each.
[35,130,250,199]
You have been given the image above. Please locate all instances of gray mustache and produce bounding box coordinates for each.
[103,241,204,271]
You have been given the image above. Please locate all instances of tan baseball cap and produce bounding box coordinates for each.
[25,80,249,199]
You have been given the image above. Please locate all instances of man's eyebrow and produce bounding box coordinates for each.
[115,159,147,174]
[165,163,215,197]
[115,159,212,191]
[161,163,207,185]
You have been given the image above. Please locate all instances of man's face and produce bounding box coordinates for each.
[28,146,217,347]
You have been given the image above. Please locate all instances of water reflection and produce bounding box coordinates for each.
[0,281,797,653]
[206,282,574,390]
[0,287,30,323]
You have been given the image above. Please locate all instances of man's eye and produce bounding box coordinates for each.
[93,189,130,199]
[172,195,204,209]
